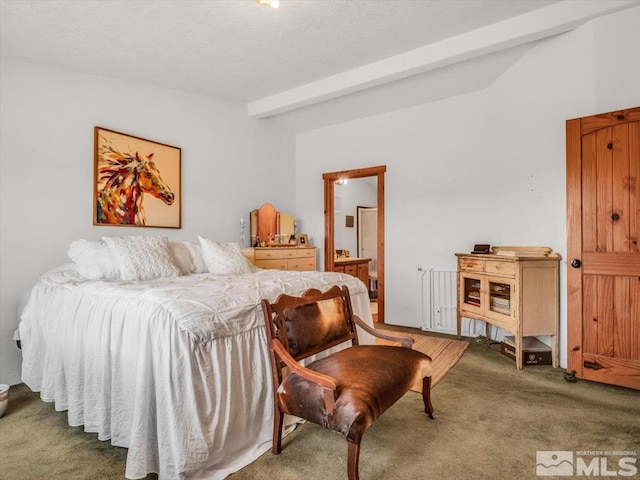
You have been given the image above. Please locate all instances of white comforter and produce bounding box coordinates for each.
[19,265,373,479]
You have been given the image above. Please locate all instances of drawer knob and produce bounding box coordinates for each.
[611,213,620,221]
[570,259,581,268]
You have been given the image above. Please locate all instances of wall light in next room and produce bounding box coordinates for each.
[256,0,279,8]
[335,178,348,185]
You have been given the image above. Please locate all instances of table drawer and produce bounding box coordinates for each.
[345,264,358,276]
[289,259,316,271]
[277,249,298,259]
[459,257,485,272]
[255,259,288,270]
[255,249,280,260]
[485,260,515,276]
[297,248,316,258]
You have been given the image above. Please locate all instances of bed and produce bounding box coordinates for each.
[18,236,374,479]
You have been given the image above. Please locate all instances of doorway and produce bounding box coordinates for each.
[323,165,386,323]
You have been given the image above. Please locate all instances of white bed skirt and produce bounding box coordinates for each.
[19,266,374,479]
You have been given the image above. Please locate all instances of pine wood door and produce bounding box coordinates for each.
[567,106,640,389]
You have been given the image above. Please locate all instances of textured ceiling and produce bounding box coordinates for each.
[0,0,562,103]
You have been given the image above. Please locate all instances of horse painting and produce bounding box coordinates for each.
[96,136,176,226]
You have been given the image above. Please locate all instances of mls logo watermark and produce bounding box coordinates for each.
[537,451,573,476]
[537,450,638,477]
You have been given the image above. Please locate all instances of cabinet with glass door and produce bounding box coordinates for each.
[456,248,560,369]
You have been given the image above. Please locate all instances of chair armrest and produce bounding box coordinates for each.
[352,315,414,349]
[271,339,338,413]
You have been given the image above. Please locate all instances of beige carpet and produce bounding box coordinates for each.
[376,330,469,391]
[4,339,639,480]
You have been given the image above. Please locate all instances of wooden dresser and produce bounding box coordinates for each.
[333,257,370,285]
[456,248,560,369]
[243,246,317,271]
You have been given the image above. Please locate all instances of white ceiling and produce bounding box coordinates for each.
[1,1,637,117]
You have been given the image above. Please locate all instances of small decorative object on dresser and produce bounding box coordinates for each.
[295,233,309,246]
[456,246,560,370]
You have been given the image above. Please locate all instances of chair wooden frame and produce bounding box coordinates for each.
[261,285,434,480]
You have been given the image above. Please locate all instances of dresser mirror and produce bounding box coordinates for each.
[250,203,295,246]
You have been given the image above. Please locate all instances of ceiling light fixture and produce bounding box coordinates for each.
[335,178,348,186]
[256,0,279,8]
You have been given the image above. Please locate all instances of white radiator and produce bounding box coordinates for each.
[420,268,487,337]
[421,269,457,334]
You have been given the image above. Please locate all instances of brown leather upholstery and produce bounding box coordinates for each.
[261,285,434,480]
[283,297,352,358]
[279,345,431,443]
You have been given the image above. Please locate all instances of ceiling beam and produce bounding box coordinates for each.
[247,0,639,118]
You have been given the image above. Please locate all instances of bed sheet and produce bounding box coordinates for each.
[19,265,373,479]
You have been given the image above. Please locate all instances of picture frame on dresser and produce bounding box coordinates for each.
[295,233,309,246]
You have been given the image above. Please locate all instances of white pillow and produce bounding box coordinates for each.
[68,239,120,280]
[103,236,181,281]
[168,241,194,275]
[183,241,208,274]
[198,236,252,275]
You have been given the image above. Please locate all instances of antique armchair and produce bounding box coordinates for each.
[261,285,434,480]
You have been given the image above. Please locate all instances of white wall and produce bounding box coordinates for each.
[0,60,293,385]
[294,7,640,368]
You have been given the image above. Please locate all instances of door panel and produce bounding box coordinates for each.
[567,106,640,389]
[582,133,598,251]
[582,275,598,355]
[595,128,613,252]
[612,125,630,251]
[358,208,377,271]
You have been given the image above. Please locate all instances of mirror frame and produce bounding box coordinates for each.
[323,165,386,324]
[250,202,295,245]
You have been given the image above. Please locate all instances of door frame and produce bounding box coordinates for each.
[323,165,386,323]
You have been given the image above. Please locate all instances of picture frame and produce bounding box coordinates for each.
[345,215,354,228]
[94,126,181,228]
[296,233,309,246]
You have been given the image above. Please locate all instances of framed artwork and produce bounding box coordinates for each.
[345,215,354,228]
[296,233,309,246]
[94,127,181,228]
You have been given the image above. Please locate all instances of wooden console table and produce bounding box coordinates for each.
[456,247,560,369]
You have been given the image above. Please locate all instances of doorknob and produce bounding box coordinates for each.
[611,213,620,221]
[571,259,581,268]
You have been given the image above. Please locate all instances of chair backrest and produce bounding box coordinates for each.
[261,285,359,381]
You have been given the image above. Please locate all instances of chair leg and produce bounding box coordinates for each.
[422,376,435,419]
[273,406,284,454]
[347,440,361,480]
